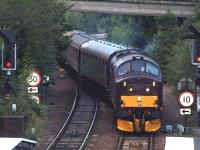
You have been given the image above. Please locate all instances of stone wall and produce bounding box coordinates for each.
[0,115,26,137]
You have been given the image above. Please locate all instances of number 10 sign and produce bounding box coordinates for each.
[178,91,194,107]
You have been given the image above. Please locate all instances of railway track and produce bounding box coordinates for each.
[117,134,154,150]
[46,84,99,150]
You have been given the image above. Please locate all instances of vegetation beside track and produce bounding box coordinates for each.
[0,0,71,139]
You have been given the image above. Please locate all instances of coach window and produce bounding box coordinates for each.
[92,56,94,69]
[98,58,101,72]
[91,55,93,68]
[95,57,98,71]
[100,60,103,73]
[93,56,95,69]
[88,54,91,65]
[82,52,85,64]
[85,53,88,65]
[104,61,107,75]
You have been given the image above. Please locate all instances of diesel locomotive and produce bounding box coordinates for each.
[66,31,163,132]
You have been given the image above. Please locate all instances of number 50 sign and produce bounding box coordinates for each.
[27,71,42,86]
[178,91,194,107]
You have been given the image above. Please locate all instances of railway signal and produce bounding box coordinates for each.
[0,30,16,70]
[192,39,200,65]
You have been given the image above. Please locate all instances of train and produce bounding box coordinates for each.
[65,31,163,132]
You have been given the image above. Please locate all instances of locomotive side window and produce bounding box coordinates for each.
[146,62,159,76]
[118,62,130,76]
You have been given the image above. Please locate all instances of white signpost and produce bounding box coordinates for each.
[27,71,42,87]
[27,87,38,94]
[178,91,194,108]
[180,108,192,115]
[27,71,41,104]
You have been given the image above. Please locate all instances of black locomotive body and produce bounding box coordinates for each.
[66,31,163,132]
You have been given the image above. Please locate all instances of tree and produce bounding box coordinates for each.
[147,12,182,82]
[0,0,71,75]
[0,0,71,138]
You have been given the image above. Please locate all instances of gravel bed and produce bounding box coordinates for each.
[35,73,76,150]
[85,101,120,150]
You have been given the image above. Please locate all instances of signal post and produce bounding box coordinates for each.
[192,37,200,126]
[0,30,16,97]
[187,25,200,127]
[195,67,200,126]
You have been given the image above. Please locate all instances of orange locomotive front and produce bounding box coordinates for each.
[112,58,163,132]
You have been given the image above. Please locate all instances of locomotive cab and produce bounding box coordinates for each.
[112,55,163,132]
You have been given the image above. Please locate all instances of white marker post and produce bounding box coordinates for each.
[178,91,194,130]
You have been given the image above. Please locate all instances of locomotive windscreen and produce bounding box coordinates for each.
[117,59,161,78]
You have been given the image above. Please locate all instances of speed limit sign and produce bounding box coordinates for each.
[27,71,42,86]
[178,91,194,107]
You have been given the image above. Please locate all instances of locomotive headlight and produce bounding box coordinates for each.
[153,82,156,87]
[146,88,150,92]
[137,96,142,102]
[129,88,133,92]
[197,56,200,62]
[123,82,127,87]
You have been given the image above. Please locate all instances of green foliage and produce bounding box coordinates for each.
[0,0,71,74]
[110,25,131,45]
[147,12,186,82]
[64,13,156,48]
[147,8,200,86]
[0,0,70,138]
[165,40,195,86]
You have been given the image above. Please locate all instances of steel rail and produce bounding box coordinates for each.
[116,134,123,150]
[79,97,99,150]
[46,83,78,150]
[148,134,154,150]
